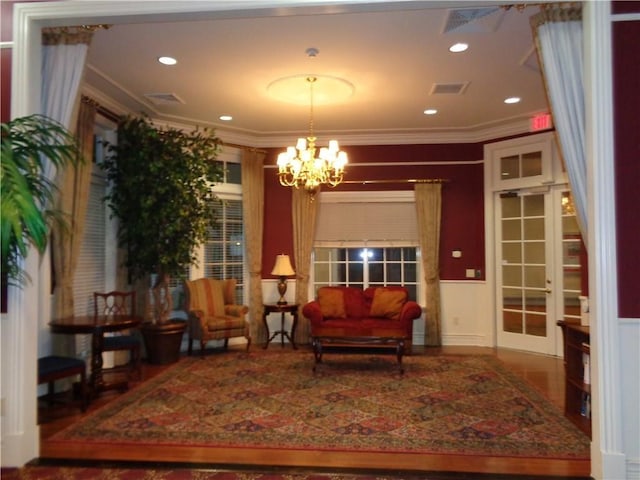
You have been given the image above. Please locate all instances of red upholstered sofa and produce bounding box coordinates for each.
[303,286,422,371]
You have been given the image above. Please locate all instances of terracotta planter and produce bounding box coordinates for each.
[141,320,187,365]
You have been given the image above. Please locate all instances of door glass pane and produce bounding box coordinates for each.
[522,151,542,177]
[561,192,584,323]
[501,155,520,179]
[503,265,522,287]
[563,241,581,266]
[503,288,522,309]
[502,219,521,241]
[523,194,544,216]
[562,215,580,235]
[524,242,545,264]
[564,291,580,317]
[523,218,544,240]
[524,289,546,311]
[502,196,521,217]
[525,312,546,336]
[524,265,545,288]
[503,243,521,263]
[503,310,523,333]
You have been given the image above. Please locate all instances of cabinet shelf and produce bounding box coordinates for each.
[557,320,591,438]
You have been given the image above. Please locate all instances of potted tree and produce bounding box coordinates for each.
[101,114,222,364]
[1,114,81,290]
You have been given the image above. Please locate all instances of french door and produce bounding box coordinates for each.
[495,187,583,355]
[496,189,553,354]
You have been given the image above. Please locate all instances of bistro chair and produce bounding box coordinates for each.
[38,355,88,412]
[93,290,141,382]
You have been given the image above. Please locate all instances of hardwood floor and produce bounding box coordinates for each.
[37,346,591,479]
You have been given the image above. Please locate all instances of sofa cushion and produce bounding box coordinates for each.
[318,287,347,318]
[369,288,407,320]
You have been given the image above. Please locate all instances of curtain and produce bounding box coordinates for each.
[41,27,93,181]
[292,189,319,345]
[415,183,442,346]
[241,149,266,343]
[51,98,97,320]
[531,6,587,241]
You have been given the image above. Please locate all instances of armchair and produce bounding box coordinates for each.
[183,278,251,355]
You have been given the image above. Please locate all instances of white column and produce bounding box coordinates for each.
[584,2,626,478]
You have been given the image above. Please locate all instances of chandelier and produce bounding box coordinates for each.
[277,76,348,193]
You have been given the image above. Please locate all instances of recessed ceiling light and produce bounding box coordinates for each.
[504,97,521,104]
[219,115,233,121]
[449,43,468,53]
[424,109,438,115]
[158,56,177,66]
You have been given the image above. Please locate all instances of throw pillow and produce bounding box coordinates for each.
[370,288,407,320]
[318,288,347,318]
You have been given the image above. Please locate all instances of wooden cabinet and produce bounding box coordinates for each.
[557,320,591,437]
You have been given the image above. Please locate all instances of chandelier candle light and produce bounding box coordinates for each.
[277,76,348,193]
[271,254,296,305]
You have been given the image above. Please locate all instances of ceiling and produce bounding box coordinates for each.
[83,2,549,146]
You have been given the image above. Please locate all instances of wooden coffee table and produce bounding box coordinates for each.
[310,335,407,374]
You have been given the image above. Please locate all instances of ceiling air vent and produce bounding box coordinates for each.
[443,7,504,34]
[144,92,186,105]
[430,82,469,95]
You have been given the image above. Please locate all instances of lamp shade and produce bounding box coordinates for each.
[271,254,295,276]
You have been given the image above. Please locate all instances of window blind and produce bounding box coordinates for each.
[315,201,418,246]
[72,175,106,358]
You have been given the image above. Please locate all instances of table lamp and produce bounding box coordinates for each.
[271,254,295,305]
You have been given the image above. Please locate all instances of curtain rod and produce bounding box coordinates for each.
[341,178,449,185]
[221,142,267,154]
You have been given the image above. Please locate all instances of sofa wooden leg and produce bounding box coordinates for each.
[311,337,323,372]
[397,340,405,375]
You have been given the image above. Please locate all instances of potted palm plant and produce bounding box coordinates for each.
[1,114,80,292]
[101,114,223,363]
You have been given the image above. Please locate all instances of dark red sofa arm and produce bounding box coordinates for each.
[302,301,324,326]
[400,301,422,324]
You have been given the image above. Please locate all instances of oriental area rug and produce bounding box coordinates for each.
[46,350,590,461]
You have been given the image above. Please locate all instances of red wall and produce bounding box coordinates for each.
[3,1,636,316]
[263,143,486,282]
[612,1,640,317]
[1,1,15,123]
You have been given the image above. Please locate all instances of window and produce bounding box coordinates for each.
[189,148,245,304]
[492,138,553,189]
[313,247,418,300]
